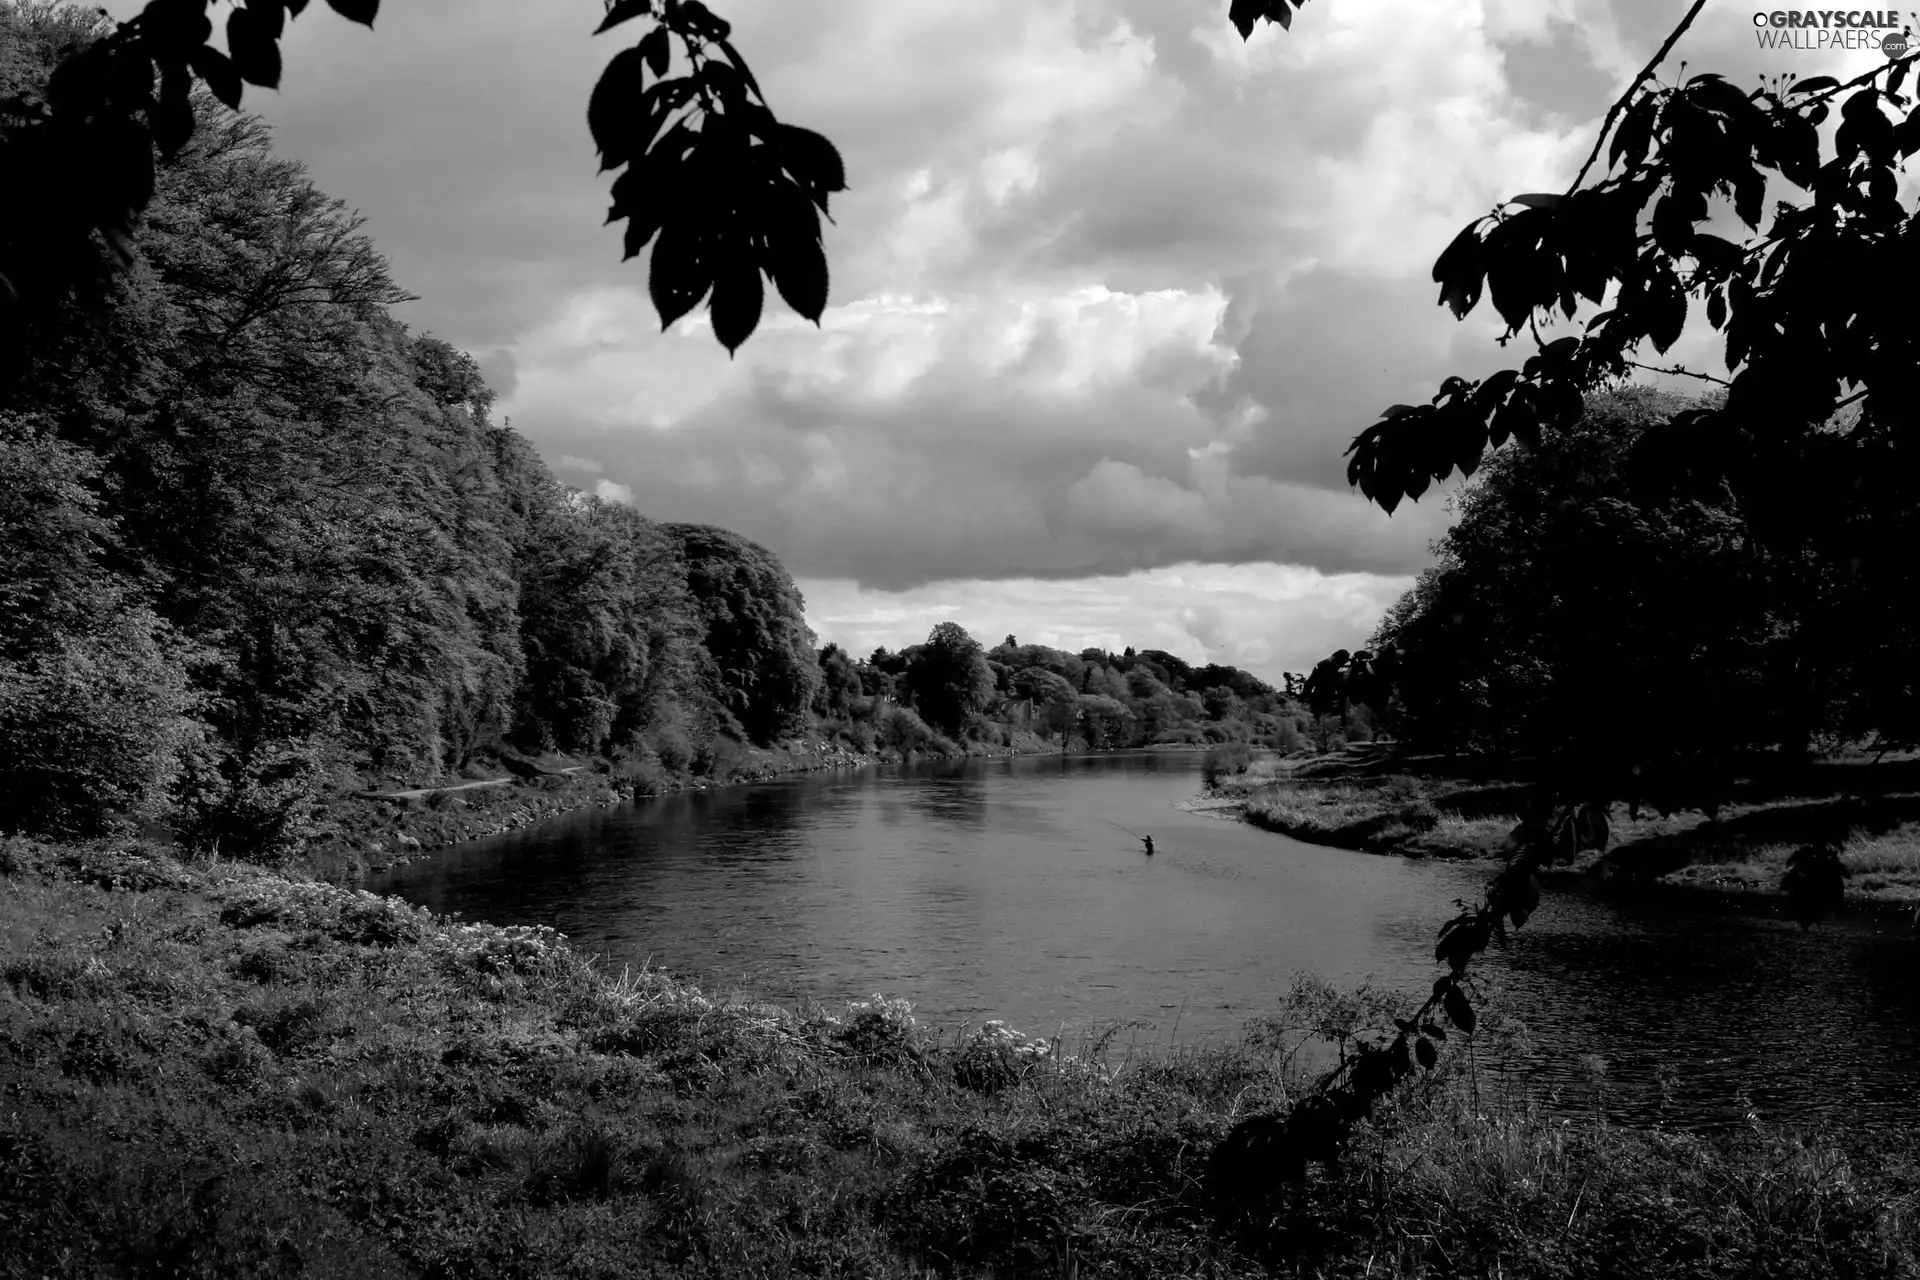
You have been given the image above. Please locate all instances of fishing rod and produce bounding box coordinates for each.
[1099,816,1156,853]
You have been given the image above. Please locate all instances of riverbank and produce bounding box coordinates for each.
[304,729,1072,883]
[4,835,1913,1278]
[1192,747,1920,908]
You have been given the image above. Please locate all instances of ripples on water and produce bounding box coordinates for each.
[368,751,1920,1133]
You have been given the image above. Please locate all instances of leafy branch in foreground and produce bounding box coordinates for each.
[590,0,845,352]
[0,0,846,361]
[1348,41,1920,516]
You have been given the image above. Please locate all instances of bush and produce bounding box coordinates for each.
[1201,742,1255,787]
[877,704,943,755]
[173,739,336,865]
[0,609,201,837]
[648,724,695,774]
[692,733,745,779]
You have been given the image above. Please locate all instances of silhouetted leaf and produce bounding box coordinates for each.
[716,39,763,101]
[1785,75,1839,96]
[1432,220,1486,319]
[1645,276,1687,354]
[648,224,710,330]
[1471,369,1519,417]
[152,61,195,158]
[1836,88,1896,163]
[1447,409,1488,476]
[189,45,243,110]
[1415,1037,1438,1070]
[1442,986,1476,1035]
[768,217,829,321]
[1489,390,1536,450]
[1707,288,1726,330]
[1482,212,1555,333]
[609,159,667,257]
[1608,95,1657,173]
[1898,113,1920,158]
[633,24,668,78]
[776,124,846,212]
[708,258,763,355]
[595,0,653,35]
[227,7,283,88]
[1510,192,1564,210]
[674,0,730,41]
[1540,335,1579,364]
[140,0,214,61]
[324,0,377,25]
[588,46,648,170]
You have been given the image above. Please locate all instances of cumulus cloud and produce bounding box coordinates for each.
[593,479,634,505]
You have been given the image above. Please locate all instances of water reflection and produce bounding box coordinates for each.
[368,751,1920,1132]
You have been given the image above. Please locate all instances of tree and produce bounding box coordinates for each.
[812,642,861,720]
[666,522,821,744]
[900,622,995,738]
[1342,9,1920,768]
[1012,665,1077,738]
[1074,694,1131,750]
[1369,388,1784,784]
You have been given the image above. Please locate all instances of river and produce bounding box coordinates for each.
[368,750,1920,1133]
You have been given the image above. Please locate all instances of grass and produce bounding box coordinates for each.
[1200,748,1920,908]
[4,834,1918,1278]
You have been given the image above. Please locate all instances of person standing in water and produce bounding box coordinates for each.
[1141,835,1154,856]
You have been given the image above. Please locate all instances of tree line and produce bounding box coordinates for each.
[835,622,1308,758]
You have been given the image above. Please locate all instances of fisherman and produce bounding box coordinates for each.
[1141,834,1154,856]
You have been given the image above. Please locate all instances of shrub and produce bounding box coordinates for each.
[609,749,671,794]
[831,995,930,1069]
[0,608,201,837]
[949,1021,1053,1095]
[1202,742,1255,787]
[876,704,942,755]
[648,724,695,774]
[172,738,336,865]
[692,733,745,779]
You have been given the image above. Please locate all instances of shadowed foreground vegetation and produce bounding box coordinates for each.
[5,838,1917,1279]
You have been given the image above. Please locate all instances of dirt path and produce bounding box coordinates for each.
[354,765,587,802]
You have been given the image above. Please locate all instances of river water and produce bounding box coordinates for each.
[368,751,1920,1133]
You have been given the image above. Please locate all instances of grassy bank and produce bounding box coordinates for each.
[303,729,1070,883]
[5,837,1917,1278]
[1195,747,1920,909]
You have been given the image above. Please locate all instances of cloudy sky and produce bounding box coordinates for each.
[111,0,1899,682]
